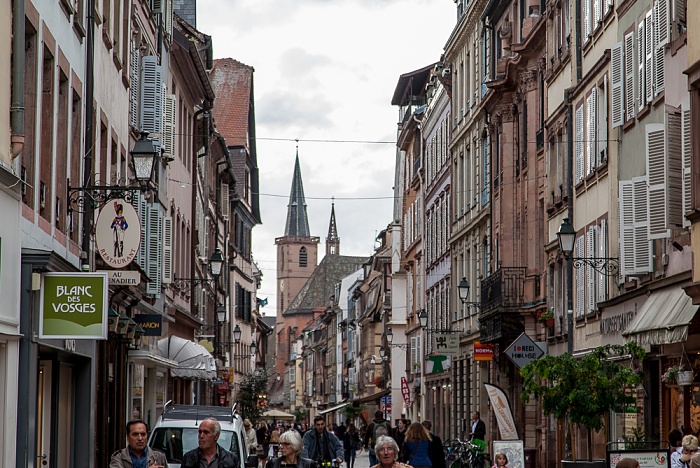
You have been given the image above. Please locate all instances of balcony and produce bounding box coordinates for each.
[479,267,527,343]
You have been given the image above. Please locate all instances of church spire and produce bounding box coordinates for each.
[284,148,311,237]
[326,198,340,255]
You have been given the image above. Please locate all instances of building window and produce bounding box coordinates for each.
[299,247,307,267]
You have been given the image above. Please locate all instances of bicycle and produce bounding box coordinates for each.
[447,438,492,468]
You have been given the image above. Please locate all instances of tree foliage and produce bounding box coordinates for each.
[237,368,273,423]
[520,342,645,433]
[341,402,366,422]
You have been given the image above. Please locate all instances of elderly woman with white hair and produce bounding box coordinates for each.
[266,430,314,468]
[673,434,699,468]
[373,435,412,468]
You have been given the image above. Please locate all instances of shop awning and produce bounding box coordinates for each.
[352,389,390,404]
[319,402,349,415]
[622,288,698,345]
[157,336,217,380]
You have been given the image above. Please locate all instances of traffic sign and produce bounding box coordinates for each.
[504,332,544,368]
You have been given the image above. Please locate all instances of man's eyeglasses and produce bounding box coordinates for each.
[379,447,394,453]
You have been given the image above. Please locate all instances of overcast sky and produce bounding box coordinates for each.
[198,0,456,317]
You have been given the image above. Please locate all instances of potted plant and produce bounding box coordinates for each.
[662,365,681,385]
[537,309,554,326]
[520,341,645,466]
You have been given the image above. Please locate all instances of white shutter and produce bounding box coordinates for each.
[594,0,601,29]
[163,94,176,158]
[575,104,584,184]
[666,110,683,228]
[598,76,608,165]
[638,22,645,111]
[598,220,608,302]
[584,0,591,41]
[586,228,596,314]
[682,106,692,226]
[162,216,172,284]
[587,89,597,176]
[647,123,668,239]
[603,0,611,16]
[654,0,668,95]
[624,32,636,121]
[146,204,163,296]
[139,56,163,152]
[130,45,140,129]
[611,42,624,128]
[221,183,230,220]
[619,180,635,277]
[131,190,148,269]
[575,235,585,318]
[164,0,173,39]
[633,176,652,272]
[645,12,654,105]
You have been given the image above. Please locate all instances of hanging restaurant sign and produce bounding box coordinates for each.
[39,272,108,339]
[95,199,141,268]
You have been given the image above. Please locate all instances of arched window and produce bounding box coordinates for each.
[299,247,307,267]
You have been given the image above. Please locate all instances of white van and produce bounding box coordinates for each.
[148,402,258,468]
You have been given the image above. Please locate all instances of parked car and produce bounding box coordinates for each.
[148,401,258,468]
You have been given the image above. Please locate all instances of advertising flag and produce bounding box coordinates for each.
[484,383,519,440]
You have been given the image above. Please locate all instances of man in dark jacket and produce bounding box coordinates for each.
[469,411,486,442]
[421,420,446,468]
[301,416,344,464]
[180,418,239,468]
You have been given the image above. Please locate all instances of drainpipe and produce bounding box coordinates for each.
[81,0,96,271]
[190,102,212,285]
[575,0,582,82]
[564,88,574,356]
[11,0,25,157]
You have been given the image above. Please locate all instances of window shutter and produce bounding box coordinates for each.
[624,32,636,121]
[633,176,652,272]
[598,220,608,302]
[221,183,230,220]
[594,0,601,28]
[647,123,668,239]
[150,0,163,13]
[638,22,645,110]
[130,45,140,129]
[674,0,686,24]
[163,94,176,158]
[146,204,163,296]
[654,0,668,95]
[619,180,635,277]
[666,110,683,228]
[131,190,148,269]
[598,76,608,165]
[603,0,611,16]
[586,227,597,314]
[139,56,163,152]
[587,90,597,176]
[584,0,591,41]
[682,106,692,226]
[162,216,172,284]
[164,0,173,39]
[611,42,624,128]
[645,12,654,105]
[575,235,585,318]
[575,104,584,184]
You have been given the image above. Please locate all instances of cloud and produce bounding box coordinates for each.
[256,90,334,129]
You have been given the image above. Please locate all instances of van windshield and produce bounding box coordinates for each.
[150,428,241,464]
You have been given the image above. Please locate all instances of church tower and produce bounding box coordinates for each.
[326,200,340,256]
[274,151,319,374]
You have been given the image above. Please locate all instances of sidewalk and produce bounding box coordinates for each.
[349,449,370,468]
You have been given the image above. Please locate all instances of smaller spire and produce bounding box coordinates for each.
[326,198,340,255]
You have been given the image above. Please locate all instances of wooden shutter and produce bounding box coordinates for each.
[162,216,172,284]
[645,12,654,105]
[611,42,624,128]
[594,0,601,27]
[647,123,668,239]
[598,76,608,165]
[598,220,608,302]
[633,176,652,272]
[638,21,645,110]
[221,183,230,220]
[575,235,585,318]
[139,56,162,151]
[131,190,148,269]
[666,110,683,228]
[586,227,596,314]
[619,180,635,277]
[654,0,668,95]
[604,0,611,16]
[146,204,163,296]
[164,0,173,39]
[584,0,591,41]
[624,32,636,121]
[587,89,597,176]
[683,106,692,226]
[162,94,176,158]
[575,104,584,184]
[130,45,140,129]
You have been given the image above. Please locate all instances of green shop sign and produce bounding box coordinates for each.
[40,272,108,339]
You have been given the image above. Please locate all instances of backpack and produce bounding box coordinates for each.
[372,421,388,443]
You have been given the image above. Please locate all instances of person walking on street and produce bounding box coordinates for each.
[266,430,315,468]
[180,417,239,468]
[245,419,259,455]
[393,420,408,461]
[469,411,486,453]
[421,421,445,468]
[365,411,392,466]
[344,423,361,468]
[401,422,432,468]
[301,415,344,465]
[110,419,167,468]
[372,435,412,468]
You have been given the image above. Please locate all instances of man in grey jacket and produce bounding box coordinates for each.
[110,419,167,468]
[301,416,343,465]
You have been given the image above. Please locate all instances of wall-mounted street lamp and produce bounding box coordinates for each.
[172,248,225,291]
[385,327,409,349]
[418,309,461,333]
[556,218,619,276]
[68,132,159,213]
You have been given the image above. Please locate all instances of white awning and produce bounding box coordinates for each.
[318,402,349,415]
[157,336,217,380]
[622,288,698,345]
